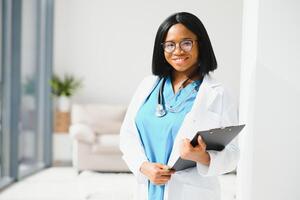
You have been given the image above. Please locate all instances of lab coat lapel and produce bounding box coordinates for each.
[134,76,160,114]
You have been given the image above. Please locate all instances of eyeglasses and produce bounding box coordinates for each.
[161,39,197,53]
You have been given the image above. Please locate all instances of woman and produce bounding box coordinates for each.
[119,12,239,200]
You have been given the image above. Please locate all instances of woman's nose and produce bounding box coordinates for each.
[173,44,184,55]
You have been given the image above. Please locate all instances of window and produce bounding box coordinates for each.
[18,0,43,177]
[0,0,54,188]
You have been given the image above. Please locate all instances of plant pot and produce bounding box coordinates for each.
[57,96,71,112]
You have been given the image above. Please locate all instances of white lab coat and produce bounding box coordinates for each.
[119,74,239,200]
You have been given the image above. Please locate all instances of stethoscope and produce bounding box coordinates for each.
[155,75,202,117]
[155,78,167,117]
[155,77,194,117]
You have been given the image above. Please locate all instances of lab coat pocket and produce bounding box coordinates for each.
[182,184,216,200]
[207,110,220,121]
[206,90,222,113]
[191,111,221,135]
[205,111,221,128]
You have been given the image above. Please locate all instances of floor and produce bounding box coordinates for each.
[0,167,236,200]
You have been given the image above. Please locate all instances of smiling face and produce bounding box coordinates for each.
[163,23,199,75]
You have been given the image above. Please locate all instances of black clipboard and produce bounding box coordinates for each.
[171,124,245,171]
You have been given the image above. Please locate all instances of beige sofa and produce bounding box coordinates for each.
[69,104,129,172]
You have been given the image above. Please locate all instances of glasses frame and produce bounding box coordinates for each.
[161,39,197,53]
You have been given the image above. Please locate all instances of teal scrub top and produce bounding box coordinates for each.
[135,76,202,200]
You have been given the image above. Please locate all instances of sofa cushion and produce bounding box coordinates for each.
[91,134,120,154]
[71,104,126,135]
[93,121,123,135]
[69,124,96,144]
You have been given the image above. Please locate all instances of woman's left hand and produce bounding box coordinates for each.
[180,135,211,166]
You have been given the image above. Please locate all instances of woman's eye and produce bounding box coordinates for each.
[181,41,192,46]
[165,43,175,48]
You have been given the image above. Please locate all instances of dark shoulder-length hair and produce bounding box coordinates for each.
[152,12,217,77]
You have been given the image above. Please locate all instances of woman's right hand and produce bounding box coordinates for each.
[140,161,175,185]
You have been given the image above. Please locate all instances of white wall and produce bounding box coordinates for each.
[54,0,243,105]
[237,0,300,199]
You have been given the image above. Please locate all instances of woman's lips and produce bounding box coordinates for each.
[172,57,189,65]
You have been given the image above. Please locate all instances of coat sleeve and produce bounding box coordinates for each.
[196,89,240,176]
[119,77,151,184]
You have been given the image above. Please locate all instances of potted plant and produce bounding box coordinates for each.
[50,74,82,112]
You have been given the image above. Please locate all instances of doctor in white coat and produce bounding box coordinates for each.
[120,12,239,200]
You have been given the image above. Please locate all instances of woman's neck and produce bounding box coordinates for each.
[171,68,201,94]
[171,69,200,85]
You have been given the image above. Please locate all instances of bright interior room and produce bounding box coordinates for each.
[1,0,300,200]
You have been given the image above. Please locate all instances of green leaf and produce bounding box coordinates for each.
[49,74,83,97]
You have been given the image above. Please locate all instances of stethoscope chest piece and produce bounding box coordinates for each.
[155,78,167,117]
[155,104,166,117]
